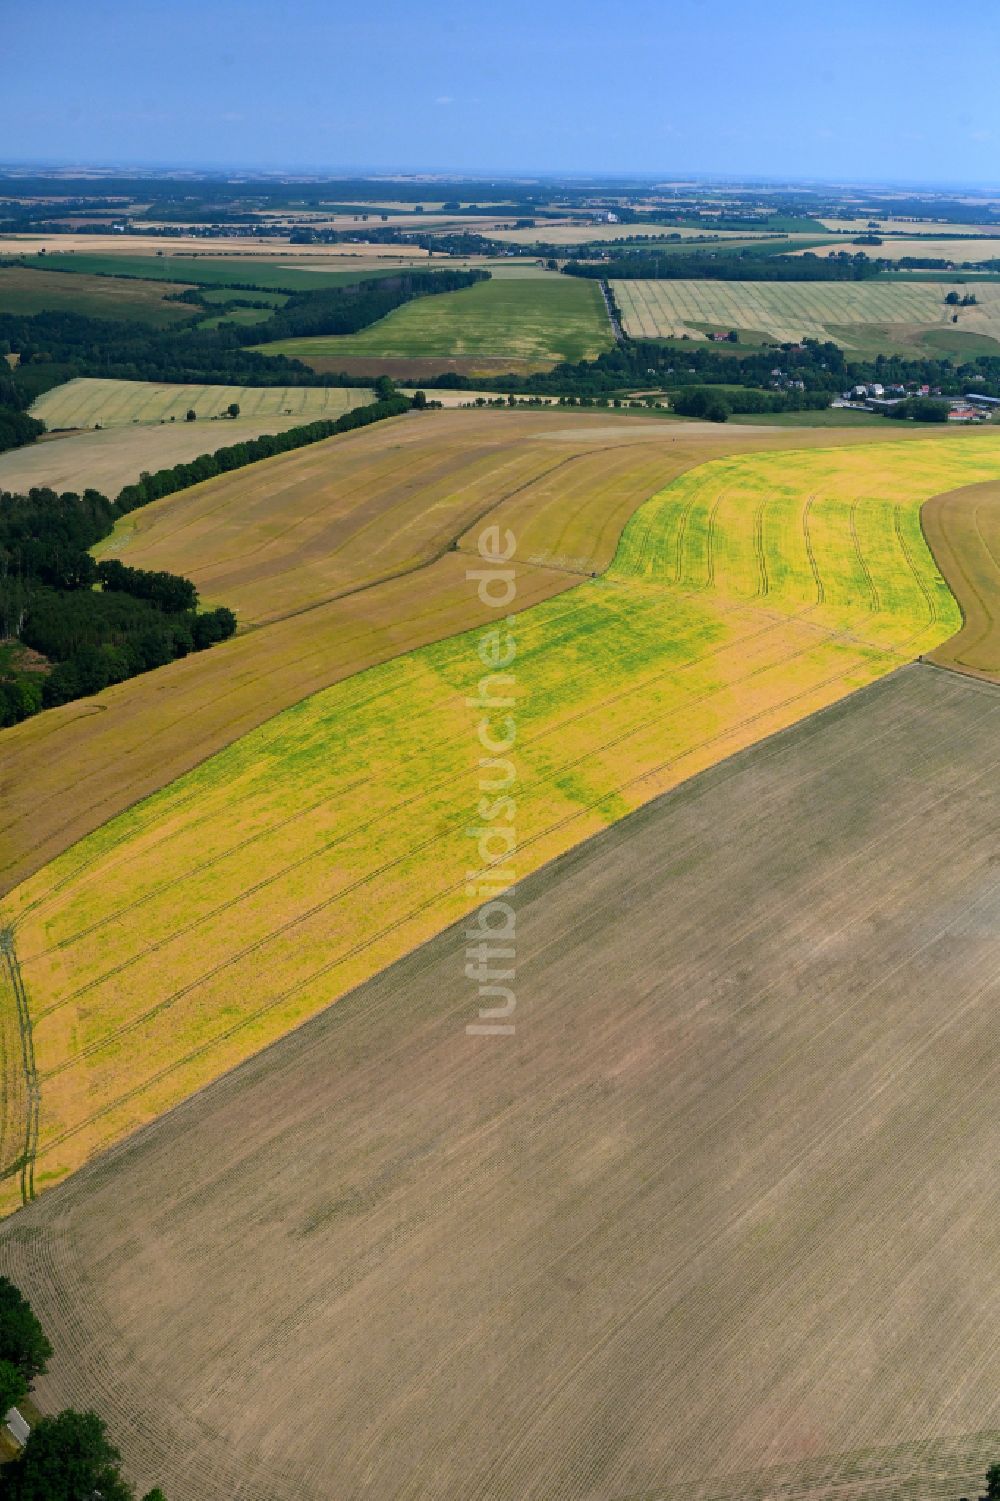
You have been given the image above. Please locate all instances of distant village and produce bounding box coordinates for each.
[834,384,998,421]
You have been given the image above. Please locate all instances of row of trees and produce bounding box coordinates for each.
[0,267,486,391]
[671,385,830,422]
[563,251,884,281]
[0,392,418,728]
[0,1277,164,1500]
[0,379,44,456]
[0,482,237,727]
[116,394,409,512]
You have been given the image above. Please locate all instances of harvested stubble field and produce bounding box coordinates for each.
[486,223,801,246]
[7,664,1000,1501]
[819,217,1000,236]
[0,264,195,324]
[613,276,1000,350]
[0,415,313,497]
[4,432,1000,1203]
[0,413,963,898]
[256,273,614,369]
[31,377,371,429]
[923,477,1000,679]
[793,236,1000,263]
[0,410,720,888]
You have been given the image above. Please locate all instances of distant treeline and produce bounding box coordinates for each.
[671,385,830,420]
[401,333,1000,405]
[0,484,236,725]
[0,377,44,454]
[0,267,486,388]
[563,252,883,281]
[0,394,414,728]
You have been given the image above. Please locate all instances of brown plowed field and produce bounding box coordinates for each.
[923,478,1000,679]
[7,664,1000,1501]
[2,408,946,895]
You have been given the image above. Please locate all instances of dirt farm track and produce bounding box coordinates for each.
[6,663,1000,1501]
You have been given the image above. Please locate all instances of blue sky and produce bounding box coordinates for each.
[7,0,1000,184]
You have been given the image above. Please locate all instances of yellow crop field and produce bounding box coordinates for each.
[6,411,911,898]
[32,377,371,429]
[4,434,1000,1208]
[793,237,1000,263]
[819,217,1000,236]
[613,276,1000,347]
[487,223,782,246]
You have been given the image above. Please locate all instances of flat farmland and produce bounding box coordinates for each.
[486,223,803,246]
[2,233,430,262]
[613,276,1000,350]
[32,377,371,429]
[0,265,195,324]
[7,665,1000,1501]
[90,408,676,623]
[15,252,414,292]
[2,409,778,890]
[0,417,969,897]
[820,217,1000,235]
[256,274,614,369]
[0,415,313,497]
[5,434,1000,1200]
[793,236,1000,263]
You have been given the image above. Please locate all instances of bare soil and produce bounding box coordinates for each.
[5,665,1000,1501]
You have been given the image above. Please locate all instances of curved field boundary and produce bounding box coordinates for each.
[4,435,1000,1206]
[0,412,950,896]
[922,478,1000,679]
[7,669,1000,1500]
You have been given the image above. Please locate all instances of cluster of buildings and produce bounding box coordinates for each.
[834,384,997,421]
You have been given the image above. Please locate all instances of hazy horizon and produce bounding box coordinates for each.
[9,0,1000,184]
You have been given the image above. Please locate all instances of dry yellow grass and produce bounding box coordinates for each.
[5,433,1000,1206]
[0,413,970,900]
[0,416,312,497]
[793,237,1000,262]
[0,415,985,901]
[613,276,1000,346]
[819,217,1000,236]
[32,377,371,429]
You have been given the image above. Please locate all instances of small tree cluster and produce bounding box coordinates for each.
[0,1279,165,1500]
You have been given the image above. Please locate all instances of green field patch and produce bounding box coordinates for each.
[195,306,275,329]
[254,275,615,366]
[197,288,288,307]
[12,252,408,293]
[0,265,196,325]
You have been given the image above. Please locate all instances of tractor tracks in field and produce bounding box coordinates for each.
[802,494,825,606]
[850,498,881,613]
[240,443,641,631]
[0,928,39,1204]
[752,498,770,598]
